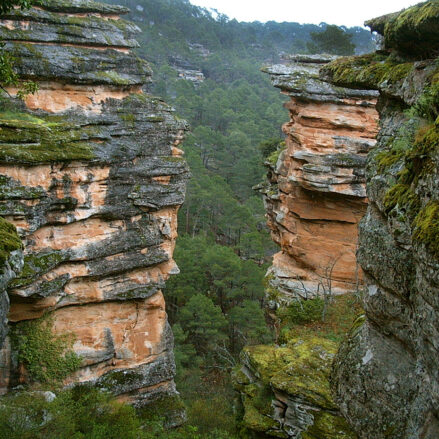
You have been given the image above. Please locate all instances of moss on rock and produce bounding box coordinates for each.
[0,110,96,163]
[0,217,22,266]
[235,334,356,438]
[366,1,439,58]
[413,201,439,257]
[320,54,413,90]
[9,251,64,289]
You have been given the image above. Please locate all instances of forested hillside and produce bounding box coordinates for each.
[102,0,375,434]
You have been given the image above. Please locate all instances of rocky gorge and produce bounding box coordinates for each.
[0,0,188,420]
[235,1,439,438]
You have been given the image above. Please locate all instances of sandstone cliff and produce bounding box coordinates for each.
[0,0,188,417]
[262,56,379,304]
[320,2,439,438]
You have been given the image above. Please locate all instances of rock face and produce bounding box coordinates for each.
[0,0,189,413]
[321,2,439,438]
[262,57,379,303]
[233,335,356,439]
[0,219,23,349]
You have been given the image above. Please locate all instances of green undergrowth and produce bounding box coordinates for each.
[321,53,413,90]
[277,294,363,344]
[0,217,22,265]
[0,110,97,163]
[0,384,237,439]
[10,313,81,384]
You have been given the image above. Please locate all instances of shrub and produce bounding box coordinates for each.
[278,297,325,326]
[10,313,81,384]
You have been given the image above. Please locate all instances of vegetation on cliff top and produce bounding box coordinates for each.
[366,0,439,58]
[320,53,413,90]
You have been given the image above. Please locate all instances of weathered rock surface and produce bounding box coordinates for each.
[323,3,439,438]
[233,335,356,439]
[261,56,378,303]
[0,0,189,412]
[0,219,23,349]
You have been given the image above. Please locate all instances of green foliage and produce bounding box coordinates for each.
[179,294,228,357]
[259,138,284,159]
[0,0,35,14]
[10,313,81,384]
[266,142,286,167]
[228,300,272,351]
[277,294,363,344]
[307,25,355,55]
[0,385,239,439]
[278,297,325,326]
[0,2,39,99]
[0,216,22,265]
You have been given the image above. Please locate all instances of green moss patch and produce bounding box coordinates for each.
[303,410,357,439]
[367,1,439,57]
[243,337,337,410]
[413,201,439,256]
[0,217,22,265]
[9,251,64,289]
[321,54,413,90]
[0,110,99,163]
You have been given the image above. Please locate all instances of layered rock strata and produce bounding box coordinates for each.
[0,0,189,413]
[321,2,439,438]
[233,335,356,439]
[261,56,379,303]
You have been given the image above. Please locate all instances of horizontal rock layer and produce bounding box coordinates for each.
[328,2,439,438]
[0,0,188,411]
[262,56,378,303]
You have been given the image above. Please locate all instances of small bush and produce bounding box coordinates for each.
[10,313,81,384]
[278,297,325,326]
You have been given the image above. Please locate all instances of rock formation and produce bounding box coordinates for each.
[233,335,357,438]
[320,2,439,438]
[0,0,188,417]
[261,56,379,304]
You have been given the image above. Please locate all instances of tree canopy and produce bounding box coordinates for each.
[307,25,356,55]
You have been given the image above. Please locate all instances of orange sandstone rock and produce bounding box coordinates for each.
[262,56,379,302]
[0,1,188,416]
